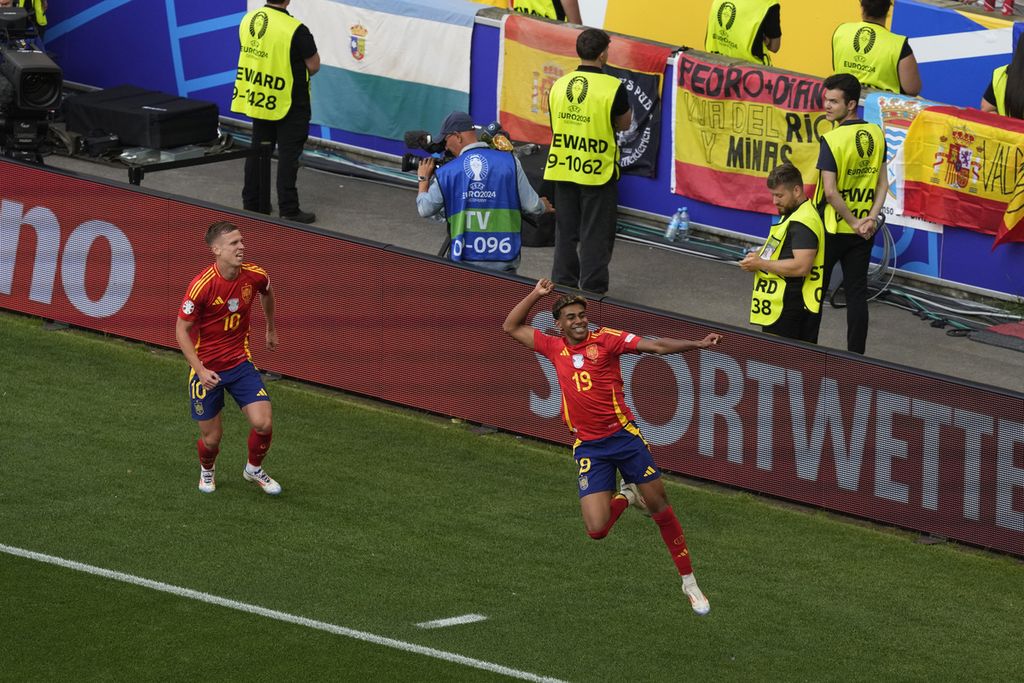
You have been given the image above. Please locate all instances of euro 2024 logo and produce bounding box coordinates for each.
[853,26,876,54]
[464,153,489,189]
[855,129,876,160]
[717,2,737,30]
[852,26,876,64]
[249,11,269,40]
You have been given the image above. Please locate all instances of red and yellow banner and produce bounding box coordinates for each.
[498,14,671,175]
[903,106,1024,245]
[672,53,826,214]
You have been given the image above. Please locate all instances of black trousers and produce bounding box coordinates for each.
[243,102,310,216]
[763,293,821,343]
[551,179,618,294]
[820,232,874,354]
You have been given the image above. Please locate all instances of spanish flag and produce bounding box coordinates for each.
[902,106,1024,246]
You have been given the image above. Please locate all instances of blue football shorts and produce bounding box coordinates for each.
[572,423,661,498]
[188,360,269,421]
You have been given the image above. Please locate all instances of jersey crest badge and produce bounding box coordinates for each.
[242,283,253,304]
[193,400,204,416]
[578,474,589,491]
[586,344,599,361]
[182,300,195,315]
[572,353,585,369]
[227,298,240,313]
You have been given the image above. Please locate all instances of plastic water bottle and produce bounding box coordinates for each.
[677,206,690,240]
[664,207,689,242]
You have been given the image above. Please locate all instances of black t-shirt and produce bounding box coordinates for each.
[265,6,318,108]
[751,4,782,63]
[777,218,818,300]
[983,80,997,107]
[575,65,631,121]
[899,37,913,60]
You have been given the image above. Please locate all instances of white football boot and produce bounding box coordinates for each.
[198,467,216,494]
[682,574,710,616]
[243,466,281,495]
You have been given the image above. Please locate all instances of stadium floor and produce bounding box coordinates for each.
[45,152,1024,395]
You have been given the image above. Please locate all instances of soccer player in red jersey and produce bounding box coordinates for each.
[504,278,722,615]
[175,221,281,495]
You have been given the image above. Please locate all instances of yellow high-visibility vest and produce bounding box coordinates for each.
[15,0,45,27]
[705,0,776,65]
[750,199,825,326]
[992,65,1009,116]
[814,122,885,235]
[231,8,302,122]
[544,70,620,185]
[511,0,561,21]
[832,22,905,94]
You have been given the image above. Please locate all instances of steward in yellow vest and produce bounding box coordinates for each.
[232,6,303,121]
[832,0,920,96]
[982,53,1024,119]
[814,119,885,236]
[740,163,824,343]
[705,0,781,65]
[510,0,581,24]
[812,73,889,355]
[544,28,631,295]
[831,0,921,96]
[235,1,321,223]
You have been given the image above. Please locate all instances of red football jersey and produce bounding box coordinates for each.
[178,263,270,372]
[533,327,642,441]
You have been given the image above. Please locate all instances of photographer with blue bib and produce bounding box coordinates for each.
[416,111,552,274]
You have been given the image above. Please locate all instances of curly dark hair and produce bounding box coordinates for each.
[552,294,587,320]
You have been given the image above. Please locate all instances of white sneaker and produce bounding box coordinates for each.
[198,467,216,494]
[682,574,710,616]
[243,467,281,495]
[618,480,651,516]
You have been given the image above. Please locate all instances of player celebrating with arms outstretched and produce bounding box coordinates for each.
[175,221,281,495]
[503,279,722,615]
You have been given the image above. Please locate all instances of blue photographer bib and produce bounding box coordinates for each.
[436,147,522,263]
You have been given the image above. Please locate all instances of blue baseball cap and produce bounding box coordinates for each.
[438,111,475,138]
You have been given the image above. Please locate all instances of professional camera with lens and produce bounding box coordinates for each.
[0,7,62,162]
[400,120,528,174]
[399,129,453,173]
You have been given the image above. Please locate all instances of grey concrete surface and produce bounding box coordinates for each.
[43,152,1024,395]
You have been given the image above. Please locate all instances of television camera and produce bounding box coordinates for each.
[400,120,527,174]
[0,6,63,162]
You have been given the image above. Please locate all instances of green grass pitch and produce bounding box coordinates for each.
[1,310,1022,681]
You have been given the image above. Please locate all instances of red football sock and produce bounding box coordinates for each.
[652,506,694,576]
[197,439,219,470]
[587,495,629,540]
[247,429,272,468]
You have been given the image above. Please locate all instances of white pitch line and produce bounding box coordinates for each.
[416,613,489,629]
[0,544,565,683]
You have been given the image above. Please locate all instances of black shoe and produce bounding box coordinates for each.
[244,206,272,215]
[280,210,316,224]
